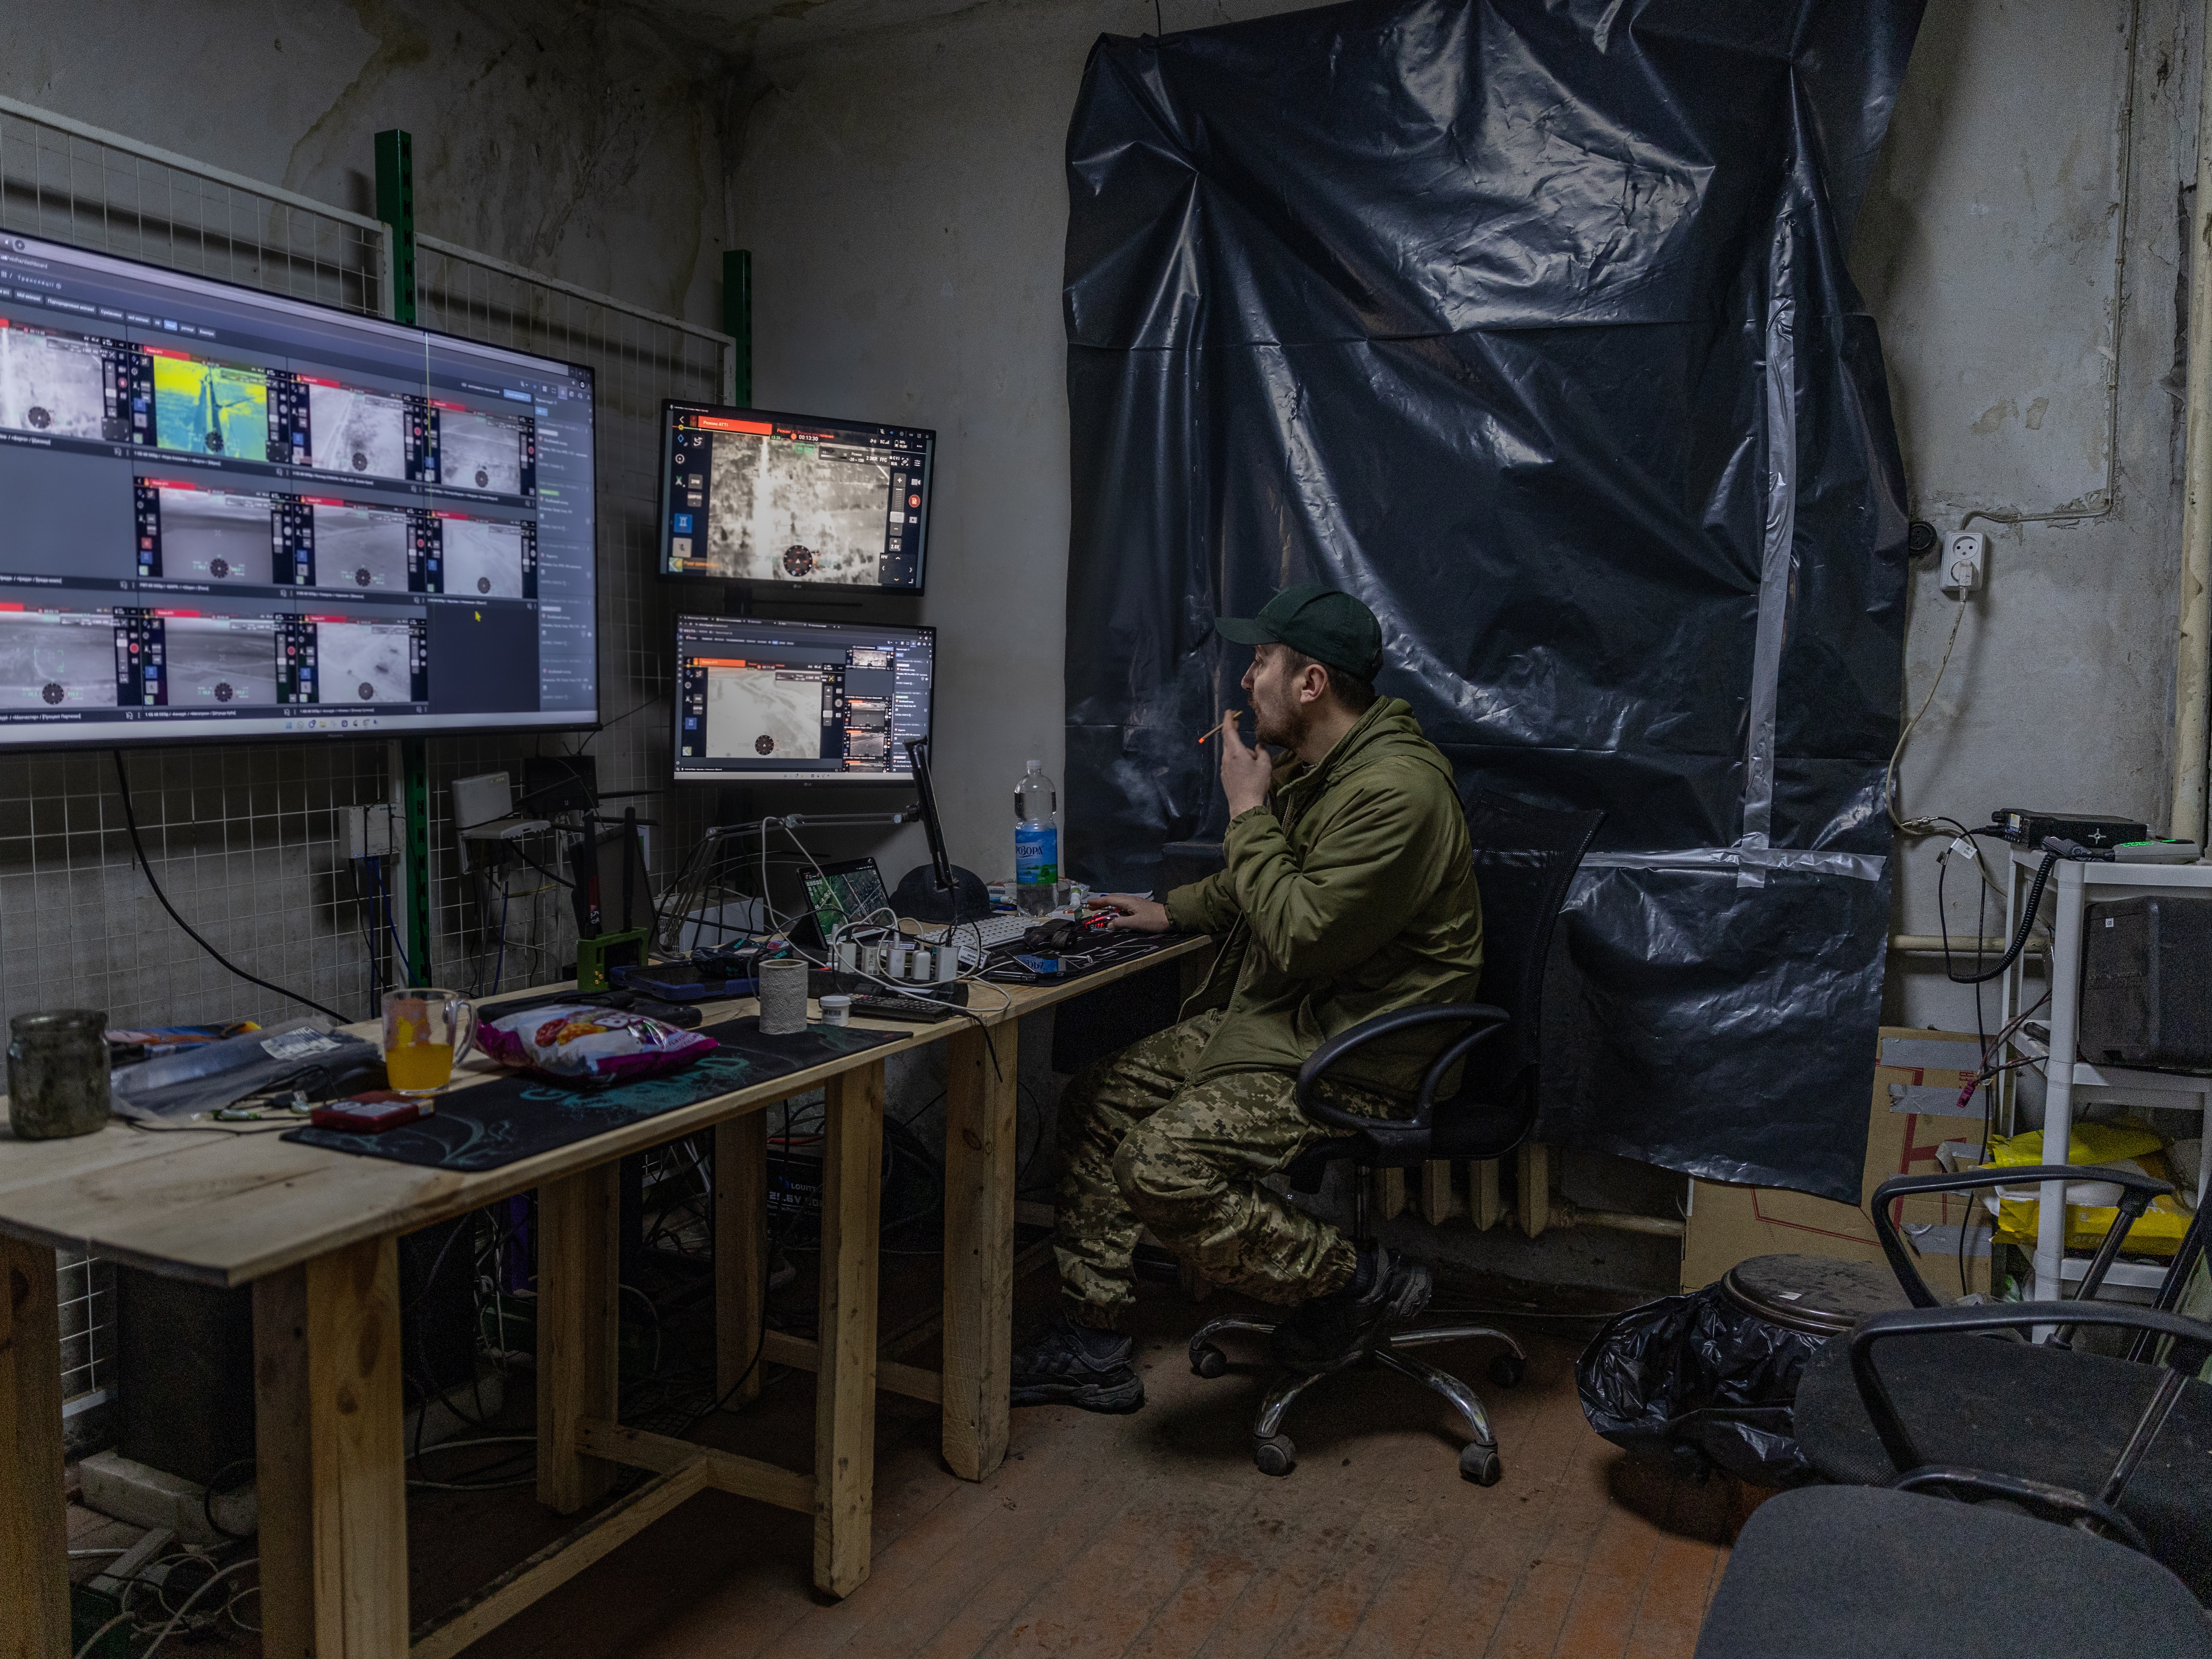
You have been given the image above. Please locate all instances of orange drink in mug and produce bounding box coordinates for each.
[382,989,477,1096]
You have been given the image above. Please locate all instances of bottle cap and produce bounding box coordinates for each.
[1027,758,1042,768]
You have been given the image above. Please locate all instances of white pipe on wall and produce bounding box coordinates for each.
[2170,15,2212,843]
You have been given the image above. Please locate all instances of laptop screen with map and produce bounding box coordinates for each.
[672,614,935,783]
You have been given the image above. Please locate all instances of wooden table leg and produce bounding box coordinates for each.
[253,1237,408,1659]
[1,1236,68,1659]
[715,1112,769,1405]
[815,1061,883,1597]
[538,1164,620,1515]
[941,1019,1017,1481]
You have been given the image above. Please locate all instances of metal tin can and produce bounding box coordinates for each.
[7,1010,112,1139]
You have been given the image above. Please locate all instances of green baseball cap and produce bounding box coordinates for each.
[1214,583,1383,682]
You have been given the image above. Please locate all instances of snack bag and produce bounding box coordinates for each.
[1984,1119,2193,1257]
[479,1005,717,1082]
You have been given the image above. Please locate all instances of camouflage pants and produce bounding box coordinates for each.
[1054,1009,1392,1330]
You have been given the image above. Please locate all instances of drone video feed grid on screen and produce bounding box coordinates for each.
[0,228,595,745]
[673,615,934,783]
[659,402,932,592]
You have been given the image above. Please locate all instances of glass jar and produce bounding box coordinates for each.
[7,1010,112,1140]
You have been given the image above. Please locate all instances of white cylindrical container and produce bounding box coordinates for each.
[819,995,852,1027]
[756,957,810,1035]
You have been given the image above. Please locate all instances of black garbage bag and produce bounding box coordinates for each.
[1576,1284,1830,1486]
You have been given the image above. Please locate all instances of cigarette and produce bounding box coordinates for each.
[1197,711,1245,746]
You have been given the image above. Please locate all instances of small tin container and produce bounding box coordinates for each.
[7,1010,112,1139]
[820,995,853,1027]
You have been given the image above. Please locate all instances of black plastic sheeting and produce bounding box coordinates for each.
[1062,0,1921,1200]
[1577,1285,1830,1486]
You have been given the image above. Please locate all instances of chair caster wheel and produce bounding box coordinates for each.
[1192,1343,1228,1379]
[1487,1352,1527,1389]
[1460,1444,1503,1486]
[1254,1435,1297,1477]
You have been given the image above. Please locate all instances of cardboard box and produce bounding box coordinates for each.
[1680,1027,1995,1298]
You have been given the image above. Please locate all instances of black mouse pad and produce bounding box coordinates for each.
[283,1017,900,1172]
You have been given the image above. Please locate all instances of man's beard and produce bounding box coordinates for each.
[1251,693,1304,751]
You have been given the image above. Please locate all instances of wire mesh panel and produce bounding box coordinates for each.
[414,236,732,986]
[0,99,731,1406]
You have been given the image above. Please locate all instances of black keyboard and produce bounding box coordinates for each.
[846,994,966,1024]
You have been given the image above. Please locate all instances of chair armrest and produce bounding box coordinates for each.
[1889,1467,2151,1554]
[1869,1165,2173,1308]
[1846,1301,2212,1476]
[1294,1004,1509,1134]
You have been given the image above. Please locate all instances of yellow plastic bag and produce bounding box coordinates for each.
[1985,1120,2193,1258]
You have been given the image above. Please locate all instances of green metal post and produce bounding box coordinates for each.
[377,129,432,980]
[723,249,752,406]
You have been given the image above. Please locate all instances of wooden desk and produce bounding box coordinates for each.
[0,938,1205,1659]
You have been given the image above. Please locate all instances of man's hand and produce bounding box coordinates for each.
[1087,894,1171,934]
[1218,711,1273,819]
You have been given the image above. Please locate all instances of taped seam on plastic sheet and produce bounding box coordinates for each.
[1734,215,1801,892]
[1580,849,1885,882]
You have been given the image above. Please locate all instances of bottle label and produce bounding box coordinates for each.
[1015,824,1059,885]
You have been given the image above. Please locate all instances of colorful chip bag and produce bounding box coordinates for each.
[479,1004,718,1082]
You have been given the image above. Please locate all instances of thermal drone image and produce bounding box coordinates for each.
[440,518,525,598]
[0,611,116,709]
[704,433,888,585]
[312,505,410,592]
[153,355,269,459]
[0,326,111,440]
[163,618,278,707]
[158,487,274,583]
[438,409,526,494]
[313,620,412,704]
[703,666,823,763]
[307,384,409,480]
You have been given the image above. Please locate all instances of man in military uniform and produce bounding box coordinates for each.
[1011,585,1484,1411]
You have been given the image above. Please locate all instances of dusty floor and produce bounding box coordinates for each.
[69,1261,1742,1659]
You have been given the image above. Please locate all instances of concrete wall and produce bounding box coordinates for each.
[0,0,731,322]
[1859,0,2199,1034]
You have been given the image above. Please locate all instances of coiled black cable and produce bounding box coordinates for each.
[1944,848,2058,985]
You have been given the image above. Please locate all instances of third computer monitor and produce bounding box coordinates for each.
[657,401,932,593]
[673,615,934,784]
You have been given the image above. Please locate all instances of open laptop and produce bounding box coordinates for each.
[801,857,894,944]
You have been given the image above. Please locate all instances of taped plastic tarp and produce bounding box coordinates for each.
[1062,0,1919,1200]
[1576,1285,1828,1486]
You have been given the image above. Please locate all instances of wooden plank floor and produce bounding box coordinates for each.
[427,1289,1735,1659]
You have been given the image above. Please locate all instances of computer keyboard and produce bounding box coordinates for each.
[948,912,1041,968]
[847,993,966,1024]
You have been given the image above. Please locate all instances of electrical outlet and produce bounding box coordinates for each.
[345,801,399,862]
[1942,530,1986,597]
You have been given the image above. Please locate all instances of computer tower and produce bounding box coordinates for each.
[2078,895,2212,1070]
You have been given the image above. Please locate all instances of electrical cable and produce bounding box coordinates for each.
[1884,594,1969,837]
[112,750,349,1022]
[135,1557,260,1659]
[370,858,422,988]
[1943,849,2058,985]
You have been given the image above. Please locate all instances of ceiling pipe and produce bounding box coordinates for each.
[2170,18,2212,843]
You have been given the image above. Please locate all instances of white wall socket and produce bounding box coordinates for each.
[1942,530,1986,597]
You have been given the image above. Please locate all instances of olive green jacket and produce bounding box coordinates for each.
[1162,698,1484,1098]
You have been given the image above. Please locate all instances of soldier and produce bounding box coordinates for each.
[1010,584,1483,1411]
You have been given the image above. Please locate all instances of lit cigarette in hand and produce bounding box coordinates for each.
[1197,711,1246,747]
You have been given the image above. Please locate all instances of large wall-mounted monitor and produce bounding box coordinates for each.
[673,615,934,783]
[0,230,597,747]
[657,401,932,592]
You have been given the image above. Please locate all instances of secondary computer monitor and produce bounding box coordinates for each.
[672,615,934,783]
[0,230,597,747]
[657,401,932,592]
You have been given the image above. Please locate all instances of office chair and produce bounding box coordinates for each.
[1187,788,1605,1482]
[1696,1482,2212,1657]
[1793,1170,2212,1601]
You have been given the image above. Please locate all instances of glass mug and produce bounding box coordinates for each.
[382,988,477,1097]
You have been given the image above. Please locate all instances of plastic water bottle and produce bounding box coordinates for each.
[1014,759,1060,915]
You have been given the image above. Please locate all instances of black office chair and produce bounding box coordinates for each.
[1697,1483,2212,1657]
[1187,788,1605,1483]
[1793,1169,2212,1601]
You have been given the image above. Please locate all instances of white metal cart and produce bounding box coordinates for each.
[1998,849,2212,1300]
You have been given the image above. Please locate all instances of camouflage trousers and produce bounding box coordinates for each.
[1054,1008,1394,1331]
